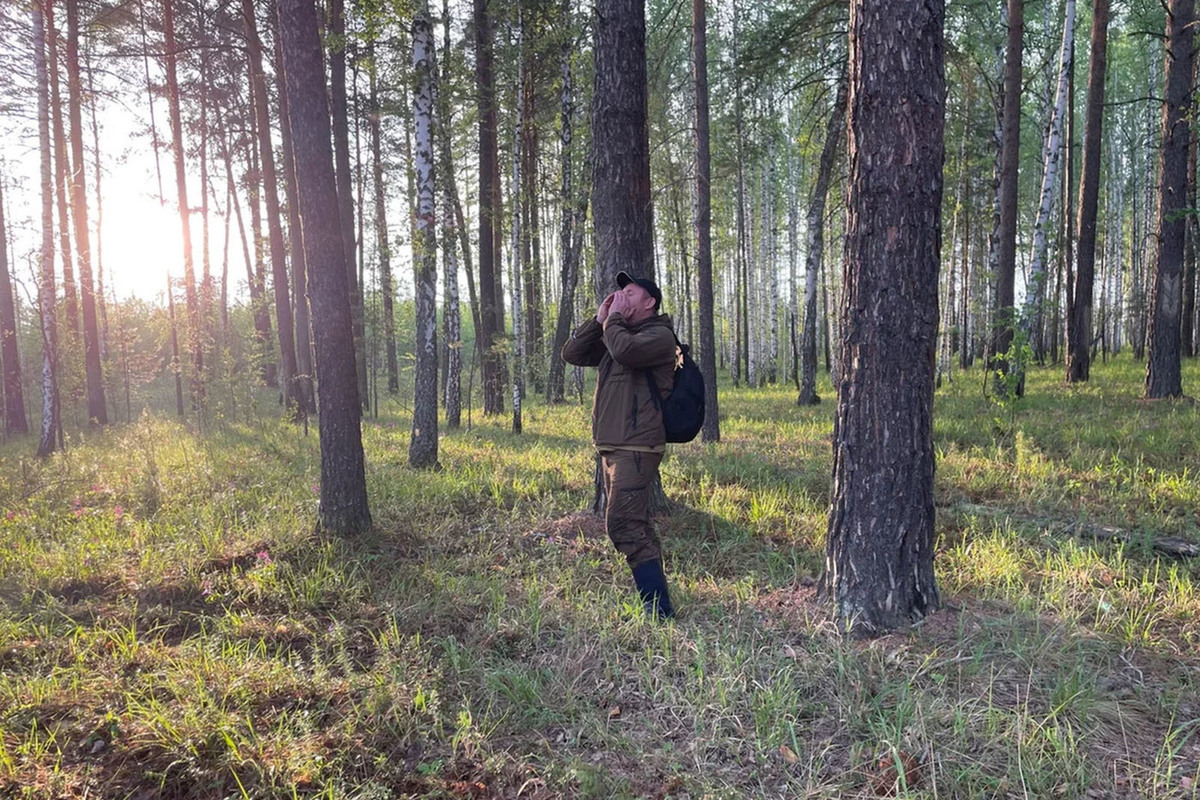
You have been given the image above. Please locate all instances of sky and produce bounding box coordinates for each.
[1,18,240,308]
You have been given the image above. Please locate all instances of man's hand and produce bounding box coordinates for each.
[596,292,616,323]
[608,291,630,319]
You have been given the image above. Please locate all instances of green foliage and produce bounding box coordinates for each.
[2,358,1200,797]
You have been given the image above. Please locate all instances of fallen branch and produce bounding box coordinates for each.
[948,503,1200,559]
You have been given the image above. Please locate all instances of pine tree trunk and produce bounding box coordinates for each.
[410,12,440,468]
[1182,112,1197,358]
[475,0,506,415]
[34,0,61,457]
[162,0,205,411]
[799,70,847,406]
[993,0,1023,395]
[46,0,78,339]
[437,0,461,427]
[1145,0,1194,398]
[822,0,944,637]
[327,0,368,411]
[273,23,315,415]
[1067,0,1109,382]
[0,176,28,435]
[278,0,371,534]
[65,0,105,425]
[242,0,299,411]
[367,45,399,396]
[693,0,719,441]
[510,14,525,436]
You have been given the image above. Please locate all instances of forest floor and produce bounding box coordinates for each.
[2,357,1200,799]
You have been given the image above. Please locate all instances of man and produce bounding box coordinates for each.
[563,271,679,619]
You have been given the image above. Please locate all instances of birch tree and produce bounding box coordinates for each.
[409,11,439,468]
[1021,0,1076,371]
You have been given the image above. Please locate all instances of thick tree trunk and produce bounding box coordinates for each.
[799,70,847,406]
[243,0,299,411]
[1067,0,1109,382]
[34,0,60,457]
[278,0,371,533]
[821,0,944,637]
[591,0,670,515]
[1145,0,1194,398]
[163,0,204,410]
[992,0,1023,396]
[328,0,368,411]
[0,177,28,435]
[410,13,440,467]
[693,0,719,441]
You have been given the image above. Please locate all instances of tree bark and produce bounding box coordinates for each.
[278,0,372,533]
[510,14,525,435]
[438,0,462,427]
[34,0,61,457]
[799,70,847,406]
[0,176,28,435]
[242,0,299,412]
[547,0,583,404]
[475,0,506,415]
[65,0,105,425]
[1021,0,1075,372]
[327,0,368,411]
[162,0,204,410]
[409,13,440,468]
[992,0,1023,396]
[821,0,944,636]
[272,18,315,414]
[367,43,399,396]
[693,0,719,440]
[1066,0,1109,382]
[1145,0,1194,398]
[46,0,78,339]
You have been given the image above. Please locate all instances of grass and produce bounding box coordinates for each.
[2,356,1200,798]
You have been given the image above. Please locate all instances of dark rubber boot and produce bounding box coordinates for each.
[631,558,675,620]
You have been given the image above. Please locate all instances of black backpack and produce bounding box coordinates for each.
[645,337,705,443]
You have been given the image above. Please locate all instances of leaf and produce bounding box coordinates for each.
[608,706,621,718]
[779,744,799,764]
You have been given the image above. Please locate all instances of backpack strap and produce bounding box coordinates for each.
[643,333,681,413]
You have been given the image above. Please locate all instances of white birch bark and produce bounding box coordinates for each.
[409,11,439,468]
[1022,0,1076,340]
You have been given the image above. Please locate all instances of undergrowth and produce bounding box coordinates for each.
[2,357,1199,798]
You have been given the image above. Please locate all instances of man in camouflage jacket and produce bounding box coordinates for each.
[562,271,678,619]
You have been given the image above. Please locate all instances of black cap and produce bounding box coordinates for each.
[616,271,662,310]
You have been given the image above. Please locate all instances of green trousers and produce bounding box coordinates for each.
[600,449,664,567]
